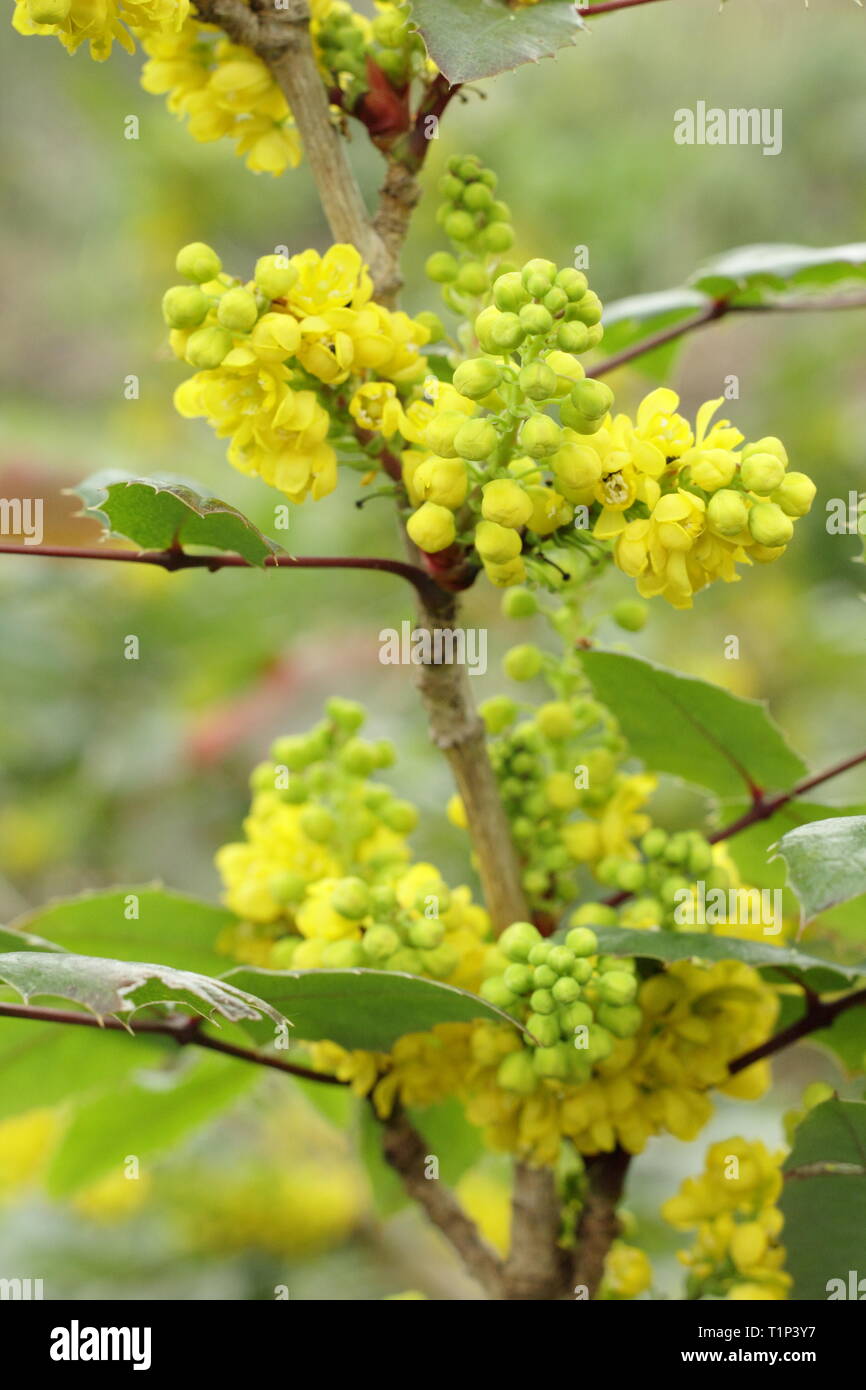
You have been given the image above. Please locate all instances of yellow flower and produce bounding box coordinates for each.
[406,501,456,553]
[604,1242,653,1298]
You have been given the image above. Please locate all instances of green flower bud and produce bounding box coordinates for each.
[425,251,459,283]
[216,287,259,333]
[565,926,598,957]
[498,920,542,961]
[542,286,569,315]
[456,261,489,295]
[479,694,519,734]
[519,303,554,336]
[176,241,222,283]
[560,1000,594,1034]
[503,963,535,994]
[612,599,648,632]
[689,449,736,492]
[338,738,378,777]
[707,488,749,537]
[382,800,419,834]
[362,924,401,961]
[488,312,526,352]
[452,357,503,400]
[463,181,494,211]
[321,939,365,968]
[386,947,424,975]
[571,958,594,985]
[569,290,603,326]
[185,325,233,369]
[408,919,445,949]
[741,452,786,496]
[533,1043,570,1079]
[518,362,558,401]
[533,964,558,990]
[325,696,366,732]
[479,975,518,1008]
[438,174,464,201]
[415,311,446,342]
[597,970,638,1006]
[300,805,337,843]
[742,435,788,468]
[162,285,209,330]
[497,1050,539,1094]
[552,975,581,1005]
[522,868,549,897]
[271,733,317,770]
[663,832,692,865]
[616,862,646,893]
[570,379,614,421]
[556,321,590,354]
[527,1012,562,1047]
[555,268,588,301]
[454,417,499,461]
[270,936,301,969]
[641,828,668,858]
[254,253,298,299]
[547,945,576,975]
[492,271,531,312]
[595,1002,643,1038]
[660,874,691,908]
[585,1023,614,1063]
[424,411,468,457]
[519,414,562,459]
[772,471,816,517]
[536,701,575,740]
[423,943,460,979]
[504,643,543,682]
[748,500,794,548]
[268,871,307,906]
[521,258,557,293]
[444,210,476,242]
[687,837,714,876]
[330,877,371,920]
[480,222,515,253]
[501,587,538,619]
[530,988,556,1015]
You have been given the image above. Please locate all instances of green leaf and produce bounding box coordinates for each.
[0,951,288,1031]
[781,1099,866,1299]
[690,242,866,300]
[224,967,524,1052]
[773,816,866,925]
[74,471,282,568]
[358,1102,409,1217]
[812,1005,866,1076]
[45,1054,255,1198]
[598,287,708,376]
[8,886,237,978]
[409,0,586,85]
[0,1018,168,1122]
[584,926,866,993]
[579,650,806,798]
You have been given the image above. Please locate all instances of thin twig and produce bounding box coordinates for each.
[728,986,866,1076]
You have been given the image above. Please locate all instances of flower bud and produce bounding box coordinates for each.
[424,411,468,457]
[493,271,531,312]
[612,599,648,632]
[325,696,365,732]
[454,417,499,460]
[456,260,489,295]
[519,303,554,336]
[533,1043,571,1079]
[479,222,515,253]
[519,414,562,459]
[555,267,588,301]
[504,643,543,682]
[185,325,233,369]
[502,586,538,618]
[521,258,557,295]
[551,441,602,499]
[217,287,259,333]
[748,501,794,547]
[570,379,613,421]
[488,312,526,352]
[415,311,445,342]
[161,285,209,330]
[463,181,494,211]
[689,449,737,492]
[250,312,301,361]
[479,976,518,1009]
[564,926,598,958]
[741,452,786,496]
[527,1013,562,1047]
[569,289,603,325]
[254,254,298,299]
[443,209,476,242]
[503,963,534,994]
[414,456,468,509]
[478,692,517,733]
[476,520,522,563]
[176,241,222,283]
[516,363,556,403]
[707,488,749,537]
[597,970,638,1006]
[557,321,590,354]
[300,805,336,843]
[482,479,533,528]
[542,286,568,314]
[406,501,456,553]
[330,877,371,920]
[552,976,582,1006]
[595,1002,642,1038]
[425,251,459,283]
[743,435,788,468]
[530,987,556,1015]
[452,357,503,400]
[497,1050,539,1094]
[536,700,575,741]
[641,828,668,858]
[773,471,816,517]
[363,925,401,961]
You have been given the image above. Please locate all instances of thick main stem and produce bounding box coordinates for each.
[572,1148,631,1298]
[503,1164,572,1299]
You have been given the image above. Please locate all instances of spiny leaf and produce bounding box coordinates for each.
[0,952,288,1031]
[224,966,525,1052]
[74,471,282,568]
[579,649,806,799]
[773,816,866,925]
[409,0,586,86]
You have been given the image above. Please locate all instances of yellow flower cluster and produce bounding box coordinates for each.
[167,241,429,502]
[11,0,188,61]
[662,1136,791,1300]
[309,957,778,1166]
[602,1241,653,1299]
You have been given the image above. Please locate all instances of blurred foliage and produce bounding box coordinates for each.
[1,0,865,1299]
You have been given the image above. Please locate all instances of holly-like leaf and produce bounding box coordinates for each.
[781,1099,866,1300]
[224,967,524,1052]
[585,926,866,993]
[74,471,282,568]
[45,1053,256,1198]
[0,952,288,1030]
[773,816,866,925]
[409,0,586,85]
[9,886,237,979]
[579,650,806,799]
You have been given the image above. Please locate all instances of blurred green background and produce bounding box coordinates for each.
[0,0,864,1299]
